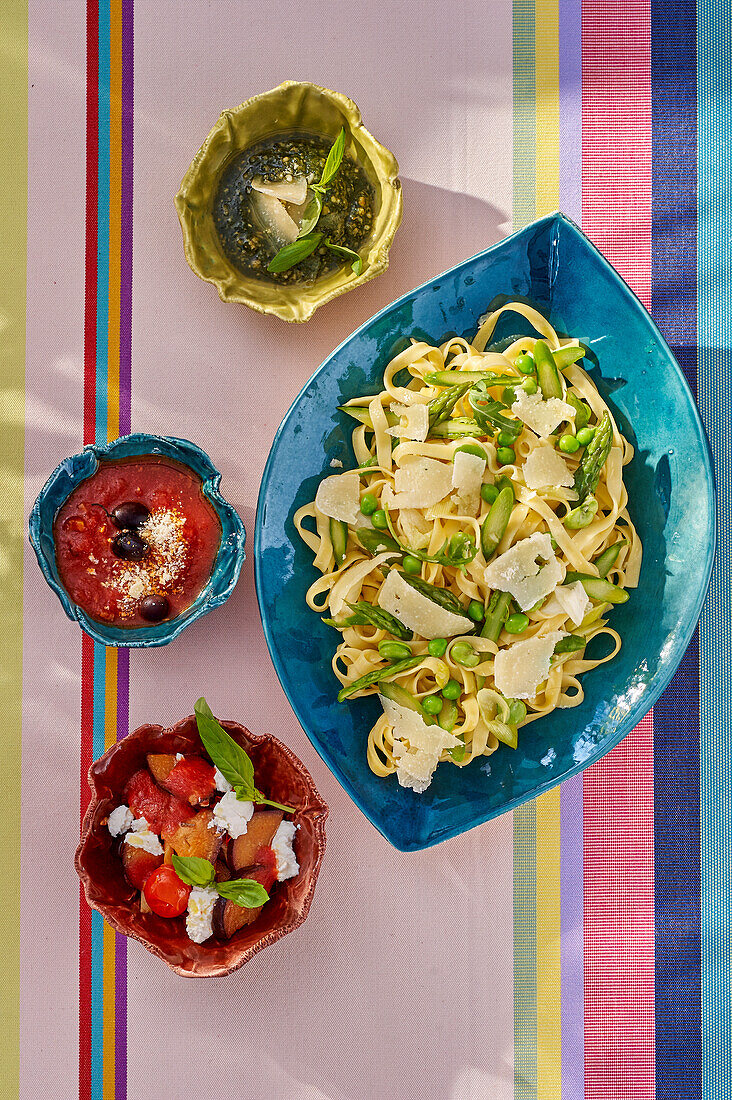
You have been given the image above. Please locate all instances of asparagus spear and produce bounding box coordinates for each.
[593,540,626,578]
[323,601,413,640]
[573,412,613,502]
[480,485,514,560]
[480,590,512,641]
[533,341,563,399]
[424,370,517,388]
[337,655,423,701]
[427,380,473,429]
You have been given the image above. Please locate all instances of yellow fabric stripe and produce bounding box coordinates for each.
[534,0,560,217]
[106,0,123,442]
[536,786,562,1099]
[0,2,27,1096]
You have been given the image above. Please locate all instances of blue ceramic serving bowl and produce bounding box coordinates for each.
[254,212,715,851]
[29,434,246,648]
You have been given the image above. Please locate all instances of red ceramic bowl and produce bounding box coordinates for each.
[75,715,328,977]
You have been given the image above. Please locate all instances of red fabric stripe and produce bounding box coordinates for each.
[83,0,99,447]
[583,714,656,1099]
[581,8,655,1095]
[581,0,653,310]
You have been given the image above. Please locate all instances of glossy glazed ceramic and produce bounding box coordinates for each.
[175,81,403,322]
[254,212,715,851]
[75,716,328,976]
[29,434,246,647]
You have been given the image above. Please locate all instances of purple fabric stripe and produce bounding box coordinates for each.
[560,774,584,1100]
[559,0,582,223]
[119,0,133,436]
[558,5,584,1096]
[114,933,128,1100]
[116,648,130,740]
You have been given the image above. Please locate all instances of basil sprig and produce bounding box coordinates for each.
[325,239,364,275]
[267,129,362,276]
[193,697,295,813]
[172,854,269,909]
[267,231,323,274]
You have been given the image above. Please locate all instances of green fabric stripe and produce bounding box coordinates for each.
[0,2,27,1097]
[697,3,732,1096]
[514,801,538,1099]
[513,0,536,228]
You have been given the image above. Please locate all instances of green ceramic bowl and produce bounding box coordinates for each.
[175,81,403,323]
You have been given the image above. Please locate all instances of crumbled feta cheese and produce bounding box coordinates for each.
[452,450,486,515]
[522,445,574,490]
[387,402,429,443]
[175,752,184,762]
[377,569,472,639]
[271,821,300,881]
[186,886,219,944]
[107,804,134,837]
[213,767,232,793]
[212,790,254,838]
[392,456,453,509]
[492,630,566,699]
[379,695,460,793]
[315,471,360,524]
[124,817,164,855]
[511,389,575,438]
[483,532,564,611]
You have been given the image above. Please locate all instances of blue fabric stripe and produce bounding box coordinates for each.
[651,3,702,1097]
[698,2,732,1096]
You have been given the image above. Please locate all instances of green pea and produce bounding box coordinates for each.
[481,482,499,505]
[442,679,462,700]
[558,434,580,454]
[520,376,538,395]
[422,694,443,715]
[504,613,529,634]
[402,555,422,575]
[576,426,595,446]
[427,637,448,657]
[496,446,516,465]
[468,599,485,622]
[454,442,487,460]
[451,642,480,668]
[502,386,516,405]
[515,352,535,375]
[378,640,412,662]
[497,430,518,447]
[371,509,388,529]
[360,493,378,516]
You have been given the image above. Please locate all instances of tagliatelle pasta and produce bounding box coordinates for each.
[294,301,642,794]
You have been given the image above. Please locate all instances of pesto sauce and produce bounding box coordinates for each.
[213,134,374,285]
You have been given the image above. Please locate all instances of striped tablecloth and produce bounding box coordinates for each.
[1,1,729,1098]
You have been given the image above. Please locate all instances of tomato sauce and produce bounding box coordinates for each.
[54,456,221,628]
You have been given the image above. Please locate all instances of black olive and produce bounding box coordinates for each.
[111,532,148,561]
[111,501,150,529]
[139,595,170,622]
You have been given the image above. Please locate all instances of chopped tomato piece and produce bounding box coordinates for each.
[161,756,216,805]
[143,865,192,918]
[124,768,195,837]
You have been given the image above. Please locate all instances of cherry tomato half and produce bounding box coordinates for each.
[143,864,191,918]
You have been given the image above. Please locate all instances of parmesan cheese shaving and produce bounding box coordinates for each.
[377,569,472,638]
[482,532,564,611]
[251,175,308,205]
[315,471,360,524]
[379,695,459,793]
[392,456,453,509]
[493,630,566,700]
[545,581,590,626]
[522,445,574,490]
[511,389,575,438]
[387,403,429,443]
[451,450,486,515]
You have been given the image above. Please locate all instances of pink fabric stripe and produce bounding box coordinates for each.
[581,0,653,310]
[583,714,656,1099]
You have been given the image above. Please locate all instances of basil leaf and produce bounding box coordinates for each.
[171,853,215,888]
[325,238,363,275]
[297,191,322,237]
[216,878,270,908]
[267,231,323,274]
[315,127,346,190]
[194,697,255,795]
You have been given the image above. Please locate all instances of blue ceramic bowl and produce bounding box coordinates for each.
[29,434,246,648]
[254,212,715,851]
